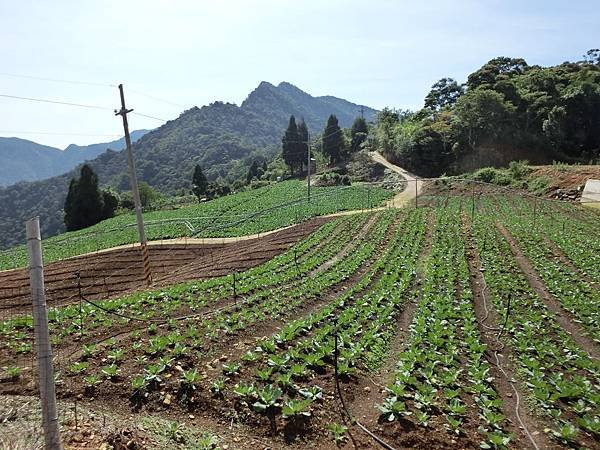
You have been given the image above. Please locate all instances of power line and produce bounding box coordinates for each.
[0,130,122,138]
[131,111,168,122]
[127,88,189,109]
[0,93,113,110]
[0,93,169,122]
[0,72,189,109]
[0,71,115,88]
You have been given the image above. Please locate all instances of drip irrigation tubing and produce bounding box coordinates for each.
[472,230,539,450]
[332,318,399,450]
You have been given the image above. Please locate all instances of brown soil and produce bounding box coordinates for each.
[496,223,600,361]
[339,210,457,450]
[529,165,600,192]
[200,212,397,381]
[462,214,555,450]
[347,210,434,425]
[0,217,330,318]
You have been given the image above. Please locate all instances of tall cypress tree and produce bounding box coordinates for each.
[282,115,300,175]
[64,178,78,231]
[297,119,309,172]
[350,116,368,152]
[192,164,208,200]
[322,115,346,164]
[64,164,104,231]
[246,160,260,184]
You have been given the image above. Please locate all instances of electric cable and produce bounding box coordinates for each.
[0,71,115,87]
[0,130,121,138]
[0,93,113,110]
[131,111,169,122]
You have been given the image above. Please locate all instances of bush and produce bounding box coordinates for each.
[472,167,501,184]
[314,172,352,187]
[528,176,551,195]
[508,160,531,180]
[472,167,512,186]
[249,180,271,190]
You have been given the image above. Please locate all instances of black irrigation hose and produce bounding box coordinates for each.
[332,318,399,450]
[497,293,511,339]
[473,255,539,449]
[74,271,244,325]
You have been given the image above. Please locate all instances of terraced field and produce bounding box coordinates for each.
[0,180,391,270]
[0,194,599,449]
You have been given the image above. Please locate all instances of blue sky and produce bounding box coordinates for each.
[0,0,598,148]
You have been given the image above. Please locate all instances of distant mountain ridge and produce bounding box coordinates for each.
[0,130,149,186]
[0,82,377,249]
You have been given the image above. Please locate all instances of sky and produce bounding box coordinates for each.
[0,0,599,149]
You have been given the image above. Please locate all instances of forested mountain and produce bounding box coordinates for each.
[0,82,374,249]
[372,50,600,176]
[0,130,148,186]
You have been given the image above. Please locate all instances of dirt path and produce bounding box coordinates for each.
[497,223,600,361]
[369,151,423,207]
[463,215,555,450]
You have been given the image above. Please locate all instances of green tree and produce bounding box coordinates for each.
[101,188,119,220]
[246,160,260,183]
[138,181,159,208]
[322,115,346,164]
[453,89,517,150]
[543,81,600,158]
[350,116,368,152]
[63,164,104,231]
[282,115,301,175]
[424,78,464,111]
[297,119,309,171]
[192,164,208,200]
[63,178,78,231]
[467,57,529,90]
[583,48,600,65]
[375,108,400,155]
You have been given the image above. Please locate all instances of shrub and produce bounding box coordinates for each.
[528,176,552,195]
[472,167,502,184]
[508,160,531,180]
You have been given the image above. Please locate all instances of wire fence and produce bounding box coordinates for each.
[0,177,598,448]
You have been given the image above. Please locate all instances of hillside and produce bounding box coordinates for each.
[370,55,600,177]
[0,180,392,269]
[0,130,148,186]
[0,82,376,249]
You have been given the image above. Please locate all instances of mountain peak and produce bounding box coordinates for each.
[276,81,309,96]
[258,81,276,89]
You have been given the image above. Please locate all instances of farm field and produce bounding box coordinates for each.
[0,216,331,317]
[0,180,392,270]
[0,193,599,449]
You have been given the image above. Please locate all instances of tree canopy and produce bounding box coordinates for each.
[192,164,209,200]
[350,117,368,153]
[371,50,600,176]
[64,164,116,231]
[322,115,346,165]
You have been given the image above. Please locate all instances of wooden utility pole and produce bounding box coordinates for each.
[115,84,152,285]
[26,217,62,450]
[415,179,418,209]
